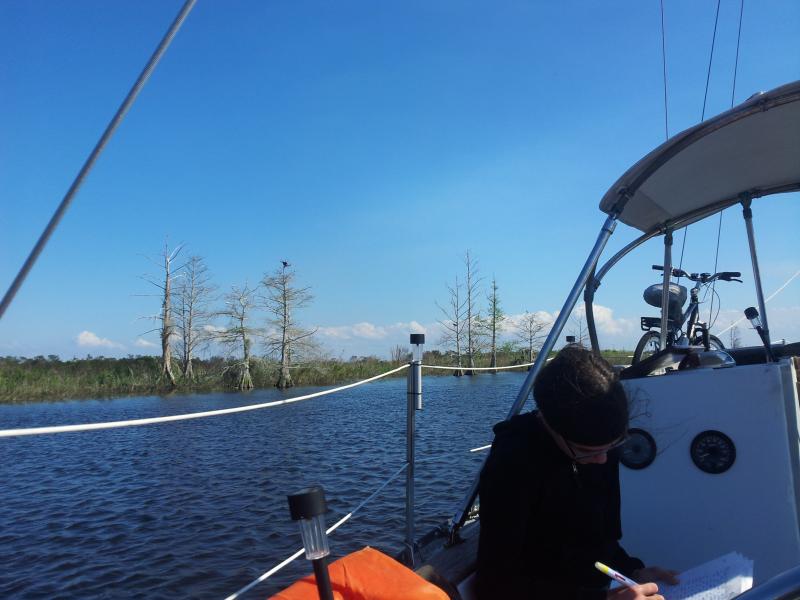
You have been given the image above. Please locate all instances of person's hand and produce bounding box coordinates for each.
[632,566,680,585]
[607,582,663,599]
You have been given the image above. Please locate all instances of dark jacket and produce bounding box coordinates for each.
[476,411,643,600]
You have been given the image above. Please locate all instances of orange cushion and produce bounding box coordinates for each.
[270,547,449,600]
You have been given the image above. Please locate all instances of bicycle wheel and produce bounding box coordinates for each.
[632,331,662,364]
[690,333,725,350]
[708,334,725,351]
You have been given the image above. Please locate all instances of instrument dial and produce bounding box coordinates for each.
[620,428,657,470]
[690,430,736,474]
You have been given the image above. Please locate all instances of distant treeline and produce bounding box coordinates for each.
[0,349,633,404]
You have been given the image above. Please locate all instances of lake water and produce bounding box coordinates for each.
[0,371,530,599]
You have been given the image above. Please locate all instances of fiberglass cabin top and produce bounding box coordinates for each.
[419,79,800,600]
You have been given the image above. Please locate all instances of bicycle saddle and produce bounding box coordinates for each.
[643,283,687,318]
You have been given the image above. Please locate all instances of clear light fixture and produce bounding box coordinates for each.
[409,334,424,411]
[744,306,761,329]
[410,333,425,363]
[287,486,333,600]
[744,306,775,362]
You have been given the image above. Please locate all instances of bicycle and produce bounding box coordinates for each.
[631,265,742,364]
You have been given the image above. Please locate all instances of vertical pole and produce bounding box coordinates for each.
[405,333,424,565]
[585,267,601,354]
[660,230,674,350]
[742,200,772,356]
[312,559,334,600]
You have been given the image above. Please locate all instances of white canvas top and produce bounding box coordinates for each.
[599,80,800,233]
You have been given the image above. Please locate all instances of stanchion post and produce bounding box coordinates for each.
[404,333,424,566]
[660,229,673,351]
[742,199,772,356]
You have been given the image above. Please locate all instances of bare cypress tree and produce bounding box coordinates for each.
[174,255,216,381]
[139,242,183,388]
[216,284,257,390]
[390,344,410,365]
[515,311,547,362]
[436,275,466,376]
[486,276,506,372]
[463,251,484,375]
[568,313,588,346]
[260,261,316,389]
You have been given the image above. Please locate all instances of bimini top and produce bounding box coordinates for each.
[599,80,800,234]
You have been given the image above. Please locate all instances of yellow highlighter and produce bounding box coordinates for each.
[594,562,640,589]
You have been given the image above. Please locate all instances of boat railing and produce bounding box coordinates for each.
[736,565,800,599]
[0,364,410,437]
[0,356,533,597]
[225,440,496,599]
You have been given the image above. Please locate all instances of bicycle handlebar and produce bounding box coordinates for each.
[651,266,742,283]
[651,265,689,278]
[717,271,742,281]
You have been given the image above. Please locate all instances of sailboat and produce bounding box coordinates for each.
[409,79,800,600]
[2,3,799,599]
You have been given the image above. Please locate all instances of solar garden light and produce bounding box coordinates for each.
[287,486,333,600]
[745,306,775,362]
[409,334,424,410]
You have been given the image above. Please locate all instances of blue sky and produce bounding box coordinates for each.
[1,0,798,360]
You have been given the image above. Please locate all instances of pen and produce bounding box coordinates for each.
[594,562,640,589]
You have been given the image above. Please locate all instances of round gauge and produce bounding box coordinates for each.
[620,428,657,470]
[690,430,736,474]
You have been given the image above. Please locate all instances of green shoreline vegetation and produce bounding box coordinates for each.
[0,350,633,404]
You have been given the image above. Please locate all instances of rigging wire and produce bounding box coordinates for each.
[660,0,686,285]
[660,0,670,140]
[708,0,745,326]
[701,0,723,122]
[731,0,745,107]
[716,269,800,336]
[677,0,723,285]
[707,210,725,324]
[227,441,496,598]
[0,0,197,321]
[225,462,409,600]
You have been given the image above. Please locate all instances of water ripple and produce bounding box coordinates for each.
[0,373,527,598]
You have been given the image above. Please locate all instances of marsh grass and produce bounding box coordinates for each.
[0,350,632,403]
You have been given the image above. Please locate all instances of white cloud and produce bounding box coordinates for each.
[407,320,427,334]
[203,325,226,333]
[545,304,635,338]
[318,320,427,341]
[134,338,157,348]
[76,331,124,349]
[503,310,554,334]
[351,322,387,339]
[579,304,635,336]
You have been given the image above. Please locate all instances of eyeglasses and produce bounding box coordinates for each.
[564,435,629,461]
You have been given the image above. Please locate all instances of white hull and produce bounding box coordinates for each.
[621,357,800,583]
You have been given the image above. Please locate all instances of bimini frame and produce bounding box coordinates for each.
[449,79,800,538]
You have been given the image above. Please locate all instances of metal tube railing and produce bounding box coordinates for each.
[660,229,674,350]
[449,213,619,537]
[0,0,198,321]
[742,199,772,359]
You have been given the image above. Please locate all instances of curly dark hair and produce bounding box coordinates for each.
[533,345,628,445]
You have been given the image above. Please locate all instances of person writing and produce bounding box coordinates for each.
[476,346,677,599]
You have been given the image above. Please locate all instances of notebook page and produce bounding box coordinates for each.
[659,552,753,600]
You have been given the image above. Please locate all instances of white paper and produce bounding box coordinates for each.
[659,552,754,600]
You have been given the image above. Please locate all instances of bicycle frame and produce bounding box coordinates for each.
[648,280,706,346]
[677,283,704,343]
